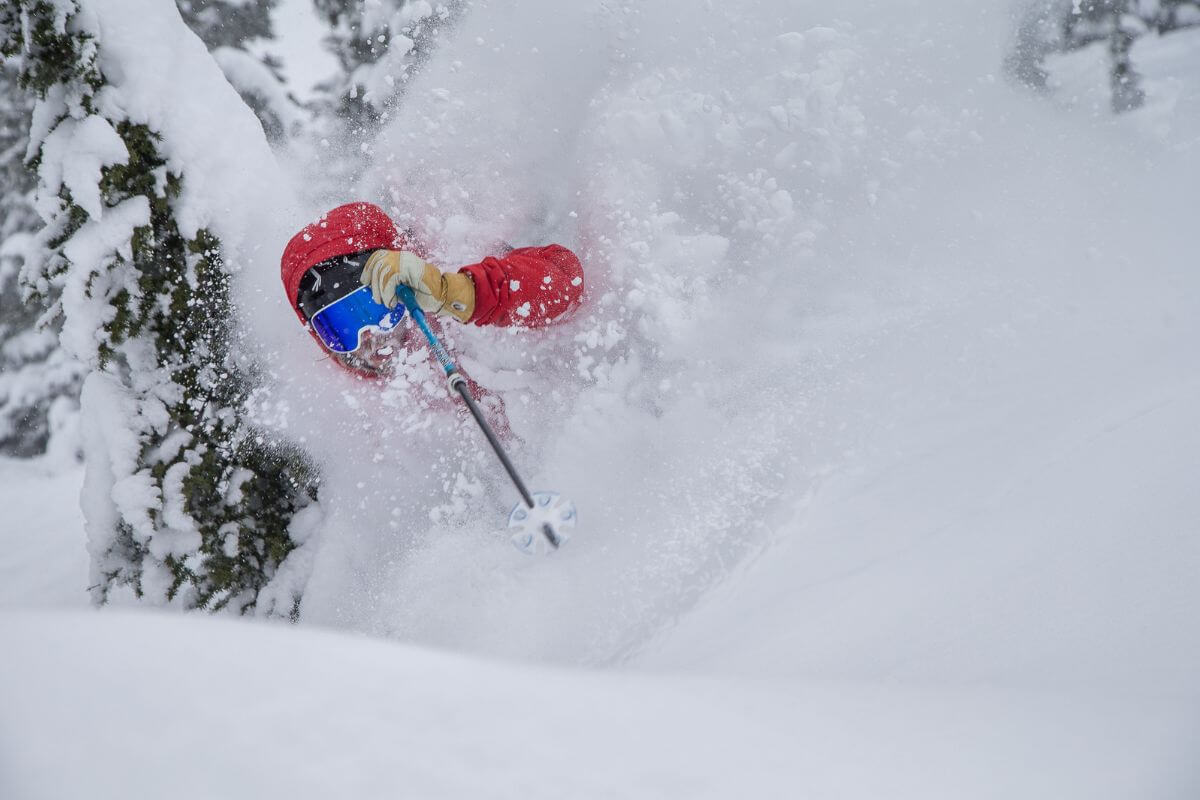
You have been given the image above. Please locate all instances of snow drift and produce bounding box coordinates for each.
[3,610,1196,800]
[256,0,1200,683]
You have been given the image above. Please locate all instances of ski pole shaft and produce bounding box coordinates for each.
[397,287,458,378]
[451,377,534,509]
[396,286,560,548]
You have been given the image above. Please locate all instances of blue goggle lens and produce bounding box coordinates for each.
[309,286,406,354]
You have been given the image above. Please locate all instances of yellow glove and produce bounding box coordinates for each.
[360,250,476,323]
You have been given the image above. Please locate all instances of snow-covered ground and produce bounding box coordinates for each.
[0,458,86,608]
[3,609,1197,800]
[3,1,1200,797]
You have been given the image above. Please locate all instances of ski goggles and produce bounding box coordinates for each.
[297,252,406,354]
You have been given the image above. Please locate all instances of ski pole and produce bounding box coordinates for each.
[395,285,561,549]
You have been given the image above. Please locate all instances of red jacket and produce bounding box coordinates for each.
[281,202,584,328]
[459,244,584,327]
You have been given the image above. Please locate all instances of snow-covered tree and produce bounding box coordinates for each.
[315,0,461,126]
[176,0,306,143]
[1107,3,1147,112]
[1010,0,1200,111]
[304,0,463,196]
[1059,0,1147,112]
[0,62,84,458]
[1059,0,1200,45]
[1005,3,1058,91]
[0,0,318,615]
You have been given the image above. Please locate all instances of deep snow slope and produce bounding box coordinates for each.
[3,610,1197,800]
[640,20,1200,695]
[262,0,1200,687]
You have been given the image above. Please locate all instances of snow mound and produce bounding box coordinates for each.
[2,610,1196,800]
[252,0,1200,685]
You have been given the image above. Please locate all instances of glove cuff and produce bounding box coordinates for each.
[439,270,476,323]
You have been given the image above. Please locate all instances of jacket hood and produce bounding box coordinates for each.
[280,202,405,320]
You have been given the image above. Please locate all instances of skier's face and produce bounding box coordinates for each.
[333,325,408,377]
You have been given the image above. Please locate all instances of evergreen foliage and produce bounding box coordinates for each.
[1,0,318,615]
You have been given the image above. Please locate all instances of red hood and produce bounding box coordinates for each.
[280,202,406,321]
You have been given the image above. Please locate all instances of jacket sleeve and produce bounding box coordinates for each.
[457,244,584,327]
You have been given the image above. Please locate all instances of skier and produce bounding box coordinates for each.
[280,202,584,378]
